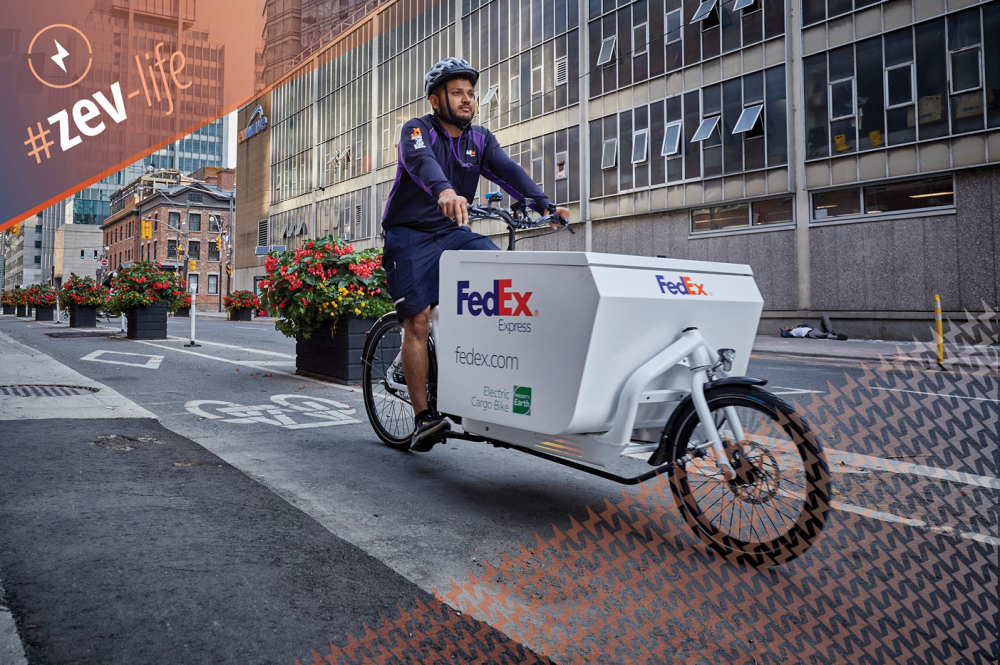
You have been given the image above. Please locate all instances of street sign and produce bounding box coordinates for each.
[100,258,108,267]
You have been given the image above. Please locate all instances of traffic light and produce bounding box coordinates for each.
[215,236,222,252]
[226,264,233,276]
[141,220,153,239]
[188,259,196,272]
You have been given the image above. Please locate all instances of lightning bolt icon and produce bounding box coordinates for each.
[51,39,70,72]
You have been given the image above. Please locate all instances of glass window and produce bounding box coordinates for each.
[829,79,855,120]
[208,241,220,261]
[167,239,178,259]
[188,240,200,259]
[752,197,793,225]
[596,35,616,65]
[188,273,198,294]
[188,213,201,231]
[555,150,568,179]
[208,274,218,295]
[803,54,828,158]
[812,189,861,220]
[864,176,954,214]
[691,115,720,141]
[950,49,981,94]
[733,0,756,10]
[662,122,682,155]
[510,75,520,102]
[601,137,617,168]
[733,104,763,133]
[209,215,220,232]
[691,0,719,22]
[691,203,749,232]
[886,65,913,107]
[986,2,1000,128]
[531,64,543,95]
[633,22,647,56]
[856,37,885,151]
[632,129,649,163]
[915,19,949,140]
[168,211,179,229]
[666,9,682,43]
[765,65,787,166]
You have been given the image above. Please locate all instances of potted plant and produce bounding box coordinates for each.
[11,289,30,317]
[108,261,185,339]
[59,274,109,328]
[27,284,57,321]
[261,236,392,383]
[1,290,17,315]
[224,290,260,321]
[172,292,192,318]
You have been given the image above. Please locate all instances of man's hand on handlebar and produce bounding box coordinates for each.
[550,206,570,230]
[438,188,469,226]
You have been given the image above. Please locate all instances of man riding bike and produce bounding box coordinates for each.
[382,57,569,452]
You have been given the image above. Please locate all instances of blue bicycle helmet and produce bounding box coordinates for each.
[424,57,479,97]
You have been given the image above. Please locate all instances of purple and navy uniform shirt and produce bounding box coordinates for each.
[382,114,552,232]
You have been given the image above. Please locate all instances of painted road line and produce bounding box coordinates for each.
[868,385,1000,403]
[164,336,296,358]
[242,360,297,367]
[185,394,359,429]
[771,386,825,395]
[624,446,999,491]
[827,449,1000,491]
[81,349,164,369]
[133,341,361,394]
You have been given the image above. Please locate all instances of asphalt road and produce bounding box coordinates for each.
[0,313,996,664]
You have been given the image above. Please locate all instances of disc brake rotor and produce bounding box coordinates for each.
[725,439,781,505]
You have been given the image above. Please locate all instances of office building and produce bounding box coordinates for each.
[236,0,999,338]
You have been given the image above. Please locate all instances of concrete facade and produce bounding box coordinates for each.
[54,225,105,287]
[235,0,1000,340]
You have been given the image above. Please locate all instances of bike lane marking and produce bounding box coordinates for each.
[164,335,296,358]
[185,394,359,429]
[868,385,1000,403]
[80,349,164,369]
[133,341,361,394]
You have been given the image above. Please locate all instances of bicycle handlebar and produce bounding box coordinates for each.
[466,202,575,235]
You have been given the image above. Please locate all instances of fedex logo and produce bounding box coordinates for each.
[457,280,533,316]
[656,274,709,296]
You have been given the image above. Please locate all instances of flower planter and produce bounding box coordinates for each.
[174,307,190,318]
[34,306,54,322]
[126,300,168,340]
[16,305,31,317]
[231,308,253,322]
[70,305,98,328]
[295,316,374,384]
[2,305,14,315]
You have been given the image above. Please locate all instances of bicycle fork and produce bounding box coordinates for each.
[688,345,744,481]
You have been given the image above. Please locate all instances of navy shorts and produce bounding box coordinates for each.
[383,225,499,321]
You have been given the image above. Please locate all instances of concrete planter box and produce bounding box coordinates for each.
[295,316,374,384]
[34,306,54,322]
[174,307,190,318]
[126,300,168,340]
[2,305,14,315]
[231,308,253,322]
[16,305,31,317]
[70,305,98,328]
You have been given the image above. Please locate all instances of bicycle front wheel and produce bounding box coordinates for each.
[666,385,831,567]
[362,313,414,448]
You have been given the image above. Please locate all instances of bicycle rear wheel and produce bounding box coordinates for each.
[665,385,830,566]
[362,313,414,448]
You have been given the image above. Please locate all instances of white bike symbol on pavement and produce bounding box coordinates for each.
[185,394,359,429]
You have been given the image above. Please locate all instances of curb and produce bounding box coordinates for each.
[752,347,998,371]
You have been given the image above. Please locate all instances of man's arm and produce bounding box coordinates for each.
[399,120,469,225]
[481,131,552,214]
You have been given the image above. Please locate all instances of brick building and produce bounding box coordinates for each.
[103,168,236,311]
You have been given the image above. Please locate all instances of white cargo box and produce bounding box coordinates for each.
[437,251,763,438]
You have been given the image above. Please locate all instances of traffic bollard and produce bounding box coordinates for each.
[934,294,944,368]
[185,287,201,347]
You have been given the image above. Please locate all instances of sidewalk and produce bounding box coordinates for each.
[753,334,999,370]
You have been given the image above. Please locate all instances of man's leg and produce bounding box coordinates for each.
[401,306,450,451]
[401,307,431,414]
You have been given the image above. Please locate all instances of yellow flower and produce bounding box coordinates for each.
[332,302,337,307]
[361,302,366,307]
[354,308,360,314]
[330,312,335,317]
[338,296,343,301]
